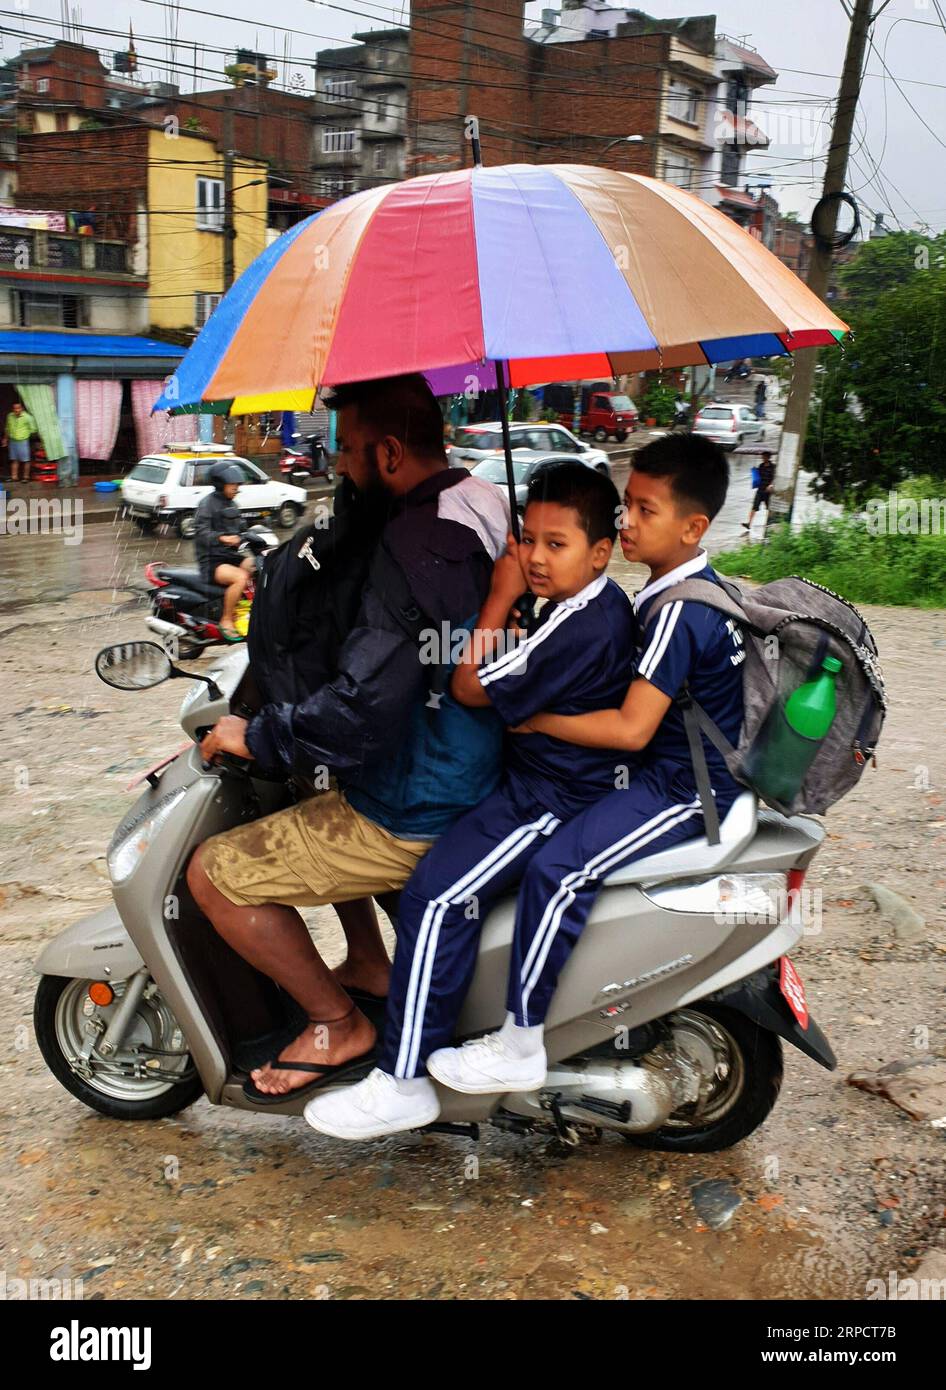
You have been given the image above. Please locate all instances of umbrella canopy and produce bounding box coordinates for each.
[153,163,847,415]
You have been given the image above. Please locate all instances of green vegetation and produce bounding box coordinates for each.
[803,232,946,503]
[715,497,946,609]
[638,379,678,426]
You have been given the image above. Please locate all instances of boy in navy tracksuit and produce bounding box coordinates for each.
[304,461,638,1139]
[421,433,745,1097]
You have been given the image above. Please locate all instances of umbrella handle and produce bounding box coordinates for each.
[492,358,520,542]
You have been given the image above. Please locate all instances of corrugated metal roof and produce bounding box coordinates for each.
[0,330,186,357]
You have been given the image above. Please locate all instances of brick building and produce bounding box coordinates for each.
[773,214,813,279]
[407,2,776,212]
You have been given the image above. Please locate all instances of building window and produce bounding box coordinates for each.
[662,155,695,190]
[36,77,50,94]
[16,291,84,328]
[667,80,700,124]
[323,77,355,103]
[373,145,387,173]
[194,292,223,329]
[196,176,224,231]
[720,145,742,187]
[376,100,387,122]
[317,176,354,196]
[322,127,356,154]
[95,242,126,272]
[46,236,82,270]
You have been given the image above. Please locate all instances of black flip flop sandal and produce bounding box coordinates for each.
[234,993,384,1074]
[241,1048,376,1105]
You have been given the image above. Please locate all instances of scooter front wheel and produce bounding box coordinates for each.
[34,974,204,1121]
[624,1003,783,1153]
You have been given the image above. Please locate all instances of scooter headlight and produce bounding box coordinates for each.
[107,786,189,885]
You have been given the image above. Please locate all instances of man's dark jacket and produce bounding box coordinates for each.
[194,491,245,580]
[244,468,505,840]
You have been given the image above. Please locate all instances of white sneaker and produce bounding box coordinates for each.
[303,1068,440,1141]
[427,1032,548,1095]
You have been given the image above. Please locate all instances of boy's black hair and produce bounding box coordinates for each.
[631,433,730,519]
[322,373,446,461]
[525,460,621,544]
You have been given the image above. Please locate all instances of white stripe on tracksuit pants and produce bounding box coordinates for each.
[379,766,727,1079]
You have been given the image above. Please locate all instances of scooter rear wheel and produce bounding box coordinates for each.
[34,974,204,1121]
[623,1003,783,1153]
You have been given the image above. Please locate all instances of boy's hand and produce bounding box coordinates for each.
[488,532,527,612]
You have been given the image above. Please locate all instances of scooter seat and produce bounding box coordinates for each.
[155,567,224,598]
[602,791,758,887]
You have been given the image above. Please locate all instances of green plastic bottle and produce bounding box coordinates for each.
[746,655,842,807]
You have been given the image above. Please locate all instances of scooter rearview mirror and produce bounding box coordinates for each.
[95,641,174,691]
[94,642,223,700]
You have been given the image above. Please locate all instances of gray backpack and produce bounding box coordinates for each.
[643,574,887,840]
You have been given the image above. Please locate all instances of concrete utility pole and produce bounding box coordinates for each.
[223,103,235,291]
[773,0,875,520]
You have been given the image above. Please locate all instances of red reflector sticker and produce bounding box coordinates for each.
[779,956,809,1030]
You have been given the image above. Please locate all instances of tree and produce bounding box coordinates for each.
[804,263,946,500]
[838,230,946,315]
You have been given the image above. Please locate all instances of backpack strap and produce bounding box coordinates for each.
[368,538,451,707]
[638,580,749,846]
[643,577,748,626]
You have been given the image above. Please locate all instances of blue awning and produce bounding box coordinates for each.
[0,331,186,358]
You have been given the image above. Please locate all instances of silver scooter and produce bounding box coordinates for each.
[33,641,835,1152]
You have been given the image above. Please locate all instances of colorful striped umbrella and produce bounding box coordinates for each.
[154,163,847,419]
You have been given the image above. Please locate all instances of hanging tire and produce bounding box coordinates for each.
[623,1003,783,1153]
[33,974,203,1121]
[177,512,197,540]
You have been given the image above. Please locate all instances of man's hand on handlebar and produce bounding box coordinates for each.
[200,715,252,763]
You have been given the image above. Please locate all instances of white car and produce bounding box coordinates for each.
[692,403,766,452]
[471,451,592,512]
[120,445,307,539]
[449,422,611,475]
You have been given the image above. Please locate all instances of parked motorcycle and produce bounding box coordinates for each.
[142,525,278,660]
[32,640,836,1153]
[278,432,333,487]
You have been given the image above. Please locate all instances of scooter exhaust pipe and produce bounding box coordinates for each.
[146,615,187,640]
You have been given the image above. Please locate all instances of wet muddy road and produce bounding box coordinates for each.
[1,520,944,1300]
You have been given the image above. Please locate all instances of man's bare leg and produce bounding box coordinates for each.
[212,563,249,632]
[187,847,375,1095]
[332,897,391,998]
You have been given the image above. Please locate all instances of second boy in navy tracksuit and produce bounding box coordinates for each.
[304,461,636,1139]
[425,433,745,1097]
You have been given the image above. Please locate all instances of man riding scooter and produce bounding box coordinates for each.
[186,373,511,1104]
[194,463,253,643]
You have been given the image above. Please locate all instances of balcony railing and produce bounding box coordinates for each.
[0,228,128,275]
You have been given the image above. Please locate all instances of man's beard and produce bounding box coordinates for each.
[334,447,391,524]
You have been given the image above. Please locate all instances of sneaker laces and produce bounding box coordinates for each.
[460,1033,508,1057]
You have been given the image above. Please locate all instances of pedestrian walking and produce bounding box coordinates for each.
[754,379,767,420]
[743,450,775,533]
